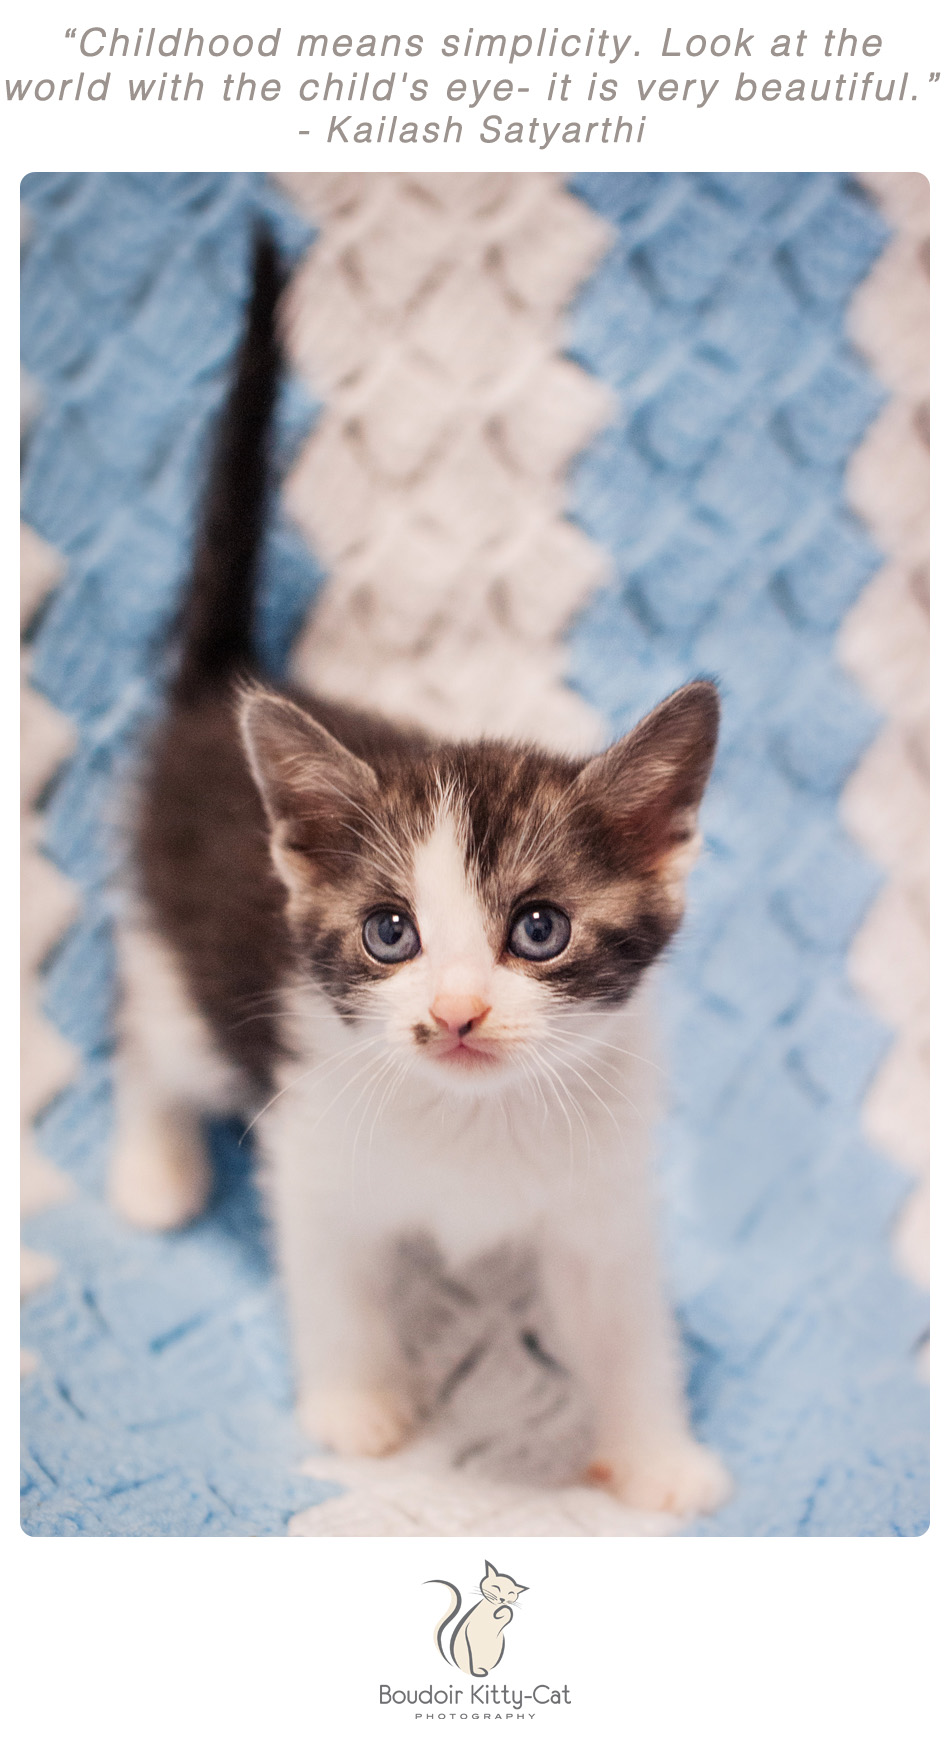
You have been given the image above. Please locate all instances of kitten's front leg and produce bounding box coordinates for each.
[284,1240,416,1460]
[260,1124,415,1458]
[542,1224,731,1519]
[298,1379,414,1460]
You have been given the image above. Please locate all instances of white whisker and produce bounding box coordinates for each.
[541,1032,647,1122]
[544,1019,668,1078]
[242,1032,383,1139]
[542,1041,628,1138]
[526,1044,591,1181]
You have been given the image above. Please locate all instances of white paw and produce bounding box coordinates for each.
[109,1117,212,1231]
[592,1440,732,1518]
[298,1386,415,1457]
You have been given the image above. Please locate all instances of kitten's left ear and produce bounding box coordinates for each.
[239,687,380,905]
[485,1561,499,1579]
[574,681,719,885]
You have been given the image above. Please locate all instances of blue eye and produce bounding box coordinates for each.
[362,910,420,964]
[508,905,571,962]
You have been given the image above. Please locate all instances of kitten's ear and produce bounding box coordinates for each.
[484,1561,499,1580]
[514,1585,528,1596]
[574,681,719,886]
[239,689,379,894]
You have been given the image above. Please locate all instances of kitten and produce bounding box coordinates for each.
[429,1562,527,1675]
[110,232,731,1518]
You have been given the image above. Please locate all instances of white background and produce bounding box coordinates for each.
[7,3,943,1740]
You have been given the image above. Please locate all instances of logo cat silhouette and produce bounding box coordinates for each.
[428,1561,528,1675]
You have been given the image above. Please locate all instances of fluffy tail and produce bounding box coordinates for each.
[426,1581,462,1666]
[172,227,287,703]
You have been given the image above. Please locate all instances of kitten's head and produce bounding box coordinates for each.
[240,682,718,1092]
[480,1561,526,1607]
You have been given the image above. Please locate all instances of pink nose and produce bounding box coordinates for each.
[429,993,491,1038]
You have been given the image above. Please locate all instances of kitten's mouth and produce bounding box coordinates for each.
[429,1035,504,1072]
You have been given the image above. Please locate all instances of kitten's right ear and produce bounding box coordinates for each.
[239,689,379,892]
[573,680,719,890]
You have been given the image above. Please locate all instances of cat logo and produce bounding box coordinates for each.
[427,1560,528,1675]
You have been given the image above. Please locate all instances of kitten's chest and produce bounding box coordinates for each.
[387,1165,548,1263]
[259,1067,622,1264]
[345,1123,561,1264]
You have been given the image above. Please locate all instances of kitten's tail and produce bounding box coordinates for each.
[426,1581,462,1666]
[171,226,287,704]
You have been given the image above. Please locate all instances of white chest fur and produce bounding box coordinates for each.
[259,985,659,1267]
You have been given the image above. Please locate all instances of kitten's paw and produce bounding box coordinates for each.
[298,1386,414,1457]
[109,1115,211,1232]
[590,1440,732,1518]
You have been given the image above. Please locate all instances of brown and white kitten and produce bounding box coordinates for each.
[110,234,731,1517]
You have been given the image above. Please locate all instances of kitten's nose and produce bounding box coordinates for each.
[429,992,491,1038]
